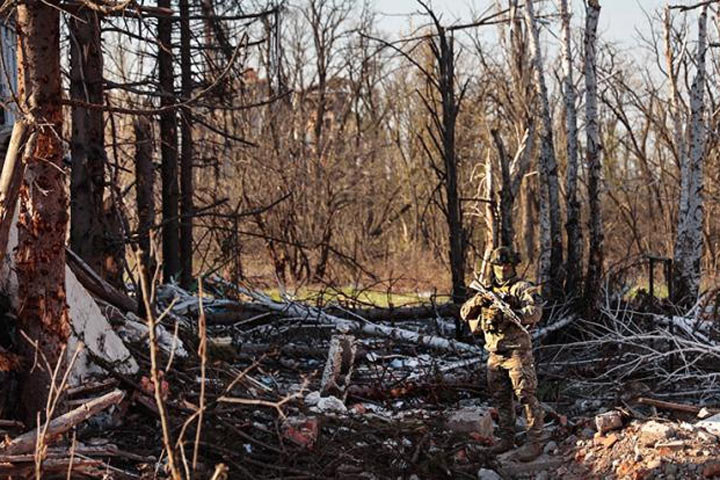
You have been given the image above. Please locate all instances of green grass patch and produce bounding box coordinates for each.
[263,286,451,308]
[625,281,669,300]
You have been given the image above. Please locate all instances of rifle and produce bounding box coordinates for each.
[468,279,529,335]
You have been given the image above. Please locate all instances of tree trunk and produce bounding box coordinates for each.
[523,0,564,301]
[438,30,465,306]
[179,0,194,289]
[158,0,180,283]
[15,0,70,424]
[490,129,513,247]
[559,0,582,301]
[583,0,604,311]
[672,6,708,306]
[135,117,154,317]
[69,8,108,282]
[0,121,31,264]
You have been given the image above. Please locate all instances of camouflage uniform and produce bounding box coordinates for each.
[460,264,544,455]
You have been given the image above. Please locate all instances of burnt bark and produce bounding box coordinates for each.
[436,28,465,306]
[135,117,155,316]
[179,0,194,289]
[15,0,70,424]
[69,8,109,282]
[158,0,180,283]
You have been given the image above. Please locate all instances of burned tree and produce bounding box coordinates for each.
[69,6,125,287]
[179,0,194,289]
[158,0,180,283]
[15,0,70,422]
[415,1,466,306]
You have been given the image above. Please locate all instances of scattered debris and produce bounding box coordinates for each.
[595,410,623,434]
[446,407,494,437]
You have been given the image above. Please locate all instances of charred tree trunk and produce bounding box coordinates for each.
[69,8,114,282]
[436,29,465,306]
[583,0,604,311]
[158,0,180,283]
[524,0,564,301]
[672,6,708,306]
[490,129,514,247]
[179,0,194,289]
[15,0,70,423]
[559,0,582,301]
[135,117,155,317]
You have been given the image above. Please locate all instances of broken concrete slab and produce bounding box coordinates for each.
[697,413,720,436]
[310,395,347,414]
[595,410,623,434]
[639,420,676,446]
[66,266,138,385]
[446,407,494,437]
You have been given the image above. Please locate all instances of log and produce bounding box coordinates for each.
[637,397,720,415]
[330,303,458,322]
[241,287,483,355]
[2,389,125,455]
[320,335,357,400]
[0,458,103,477]
[66,247,138,313]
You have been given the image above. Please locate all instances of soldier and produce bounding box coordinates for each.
[460,246,544,462]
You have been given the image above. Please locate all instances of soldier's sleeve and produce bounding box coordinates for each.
[460,294,485,321]
[512,281,543,326]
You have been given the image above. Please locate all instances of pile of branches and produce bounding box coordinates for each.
[539,288,720,404]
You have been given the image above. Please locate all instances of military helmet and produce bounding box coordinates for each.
[490,246,520,266]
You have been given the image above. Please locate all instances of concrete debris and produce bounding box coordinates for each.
[304,391,322,407]
[310,395,347,414]
[594,410,623,434]
[698,407,713,419]
[697,413,720,436]
[446,407,494,437]
[639,420,676,446]
[66,266,138,385]
[477,468,502,480]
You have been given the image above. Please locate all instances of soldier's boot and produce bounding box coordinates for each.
[515,433,543,462]
[488,434,514,454]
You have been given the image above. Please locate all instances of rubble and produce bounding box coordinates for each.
[477,468,502,480]
[445,407,494,437]
[698,413,720,436]
[0,269,717,479]
[595,410,623,434]
[639,420,676,446]
[311,395,347,414]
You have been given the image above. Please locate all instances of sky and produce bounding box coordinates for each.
[375,0,668,47]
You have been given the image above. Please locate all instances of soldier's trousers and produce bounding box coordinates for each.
[487,349,544,441]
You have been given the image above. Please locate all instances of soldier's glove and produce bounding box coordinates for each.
[460,295,488,322]
[481,305,504,332]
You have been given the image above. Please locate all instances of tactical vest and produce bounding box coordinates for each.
[483,279,534,353]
